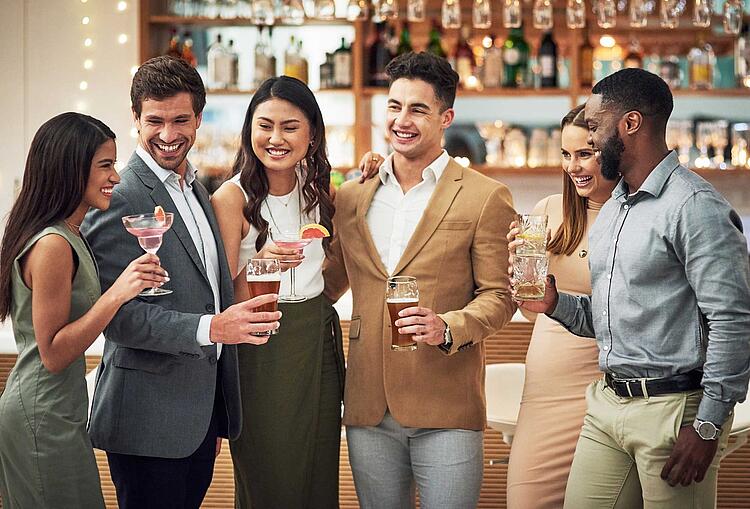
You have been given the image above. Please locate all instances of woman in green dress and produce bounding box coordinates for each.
[213,76,344,508]
[0,112,168,508]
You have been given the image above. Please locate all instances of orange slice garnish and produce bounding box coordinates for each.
[154,205,166,224]
[300,223,330,239]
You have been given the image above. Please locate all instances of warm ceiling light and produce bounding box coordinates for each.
[83,59,94,70]
[117,1,128,11]
[84,38,93,47]
[599,35,616,48]
[118,34,129,44]
[82,16,90,25]
[79,81,89,91]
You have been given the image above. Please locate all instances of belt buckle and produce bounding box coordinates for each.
[623,378,649,398]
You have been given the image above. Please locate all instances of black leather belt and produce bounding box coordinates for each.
[604,370,703,398]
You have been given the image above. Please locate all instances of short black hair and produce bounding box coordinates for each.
[385,51,458,111]
[131,56,206,118]
[591,68,673,126]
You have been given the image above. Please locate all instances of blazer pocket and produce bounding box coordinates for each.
[436,220,473,231]
[113,347,177,375]
[348,316,361,340]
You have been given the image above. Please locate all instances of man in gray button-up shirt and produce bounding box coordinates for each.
[517,69,750,508]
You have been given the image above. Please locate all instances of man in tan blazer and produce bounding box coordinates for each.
[324,52,517,508]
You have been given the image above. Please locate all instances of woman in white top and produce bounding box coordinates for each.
[212,76,344,509]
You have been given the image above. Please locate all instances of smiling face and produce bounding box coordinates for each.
[82,139,120,211]
[561,125,616,203]
[386,78,454,161]
[134,92,201,175]
[250,98,312,174]
[584,94,625,181]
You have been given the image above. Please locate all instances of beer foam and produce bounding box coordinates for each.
[246,274,282,282]
[386,298,419,303]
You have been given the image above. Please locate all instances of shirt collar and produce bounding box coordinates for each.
[136,145,197,188]
[378,150,451,186]
[612,150,681,202]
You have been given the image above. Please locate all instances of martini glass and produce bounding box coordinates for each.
[269,228,311,303]
[122,212,174,296]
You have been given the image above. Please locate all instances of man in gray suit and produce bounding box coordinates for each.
[82,56,280,509]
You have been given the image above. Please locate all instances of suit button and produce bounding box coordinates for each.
[206,304,215,313]
[208,355,217,365]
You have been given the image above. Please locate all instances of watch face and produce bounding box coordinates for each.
[698,421,717,439]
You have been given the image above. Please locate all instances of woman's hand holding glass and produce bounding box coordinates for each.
[507,220,558,314]
[255,242,304,271]
[108,253,169,304]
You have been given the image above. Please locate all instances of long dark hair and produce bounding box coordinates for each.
[548,104,590,257]
[232,76,335,251]
[0,112,115,320]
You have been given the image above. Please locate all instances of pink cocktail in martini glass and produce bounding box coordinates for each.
[269,228,312,303]
[122,212,174,296]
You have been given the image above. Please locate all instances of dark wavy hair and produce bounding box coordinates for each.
[131,55,206,118]
[385,51,459,111]
[0,112,115,320]
[231,76,334,251]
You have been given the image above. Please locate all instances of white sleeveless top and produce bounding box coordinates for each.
[228,172,325,299]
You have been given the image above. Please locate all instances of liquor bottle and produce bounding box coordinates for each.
[227,39,239,89]
[369,22,393,86]
[578,28,594,88]
[297,39,309,84]
[427,21,446,58]
[207,33,228,89]
[285,37,308,83]
[333,38,353,88]
[623,38,643,69]
[659,51,682,89]
[456,26,476,88]
[482,35,503,88]
[182,31,197,67]
[503,26,530,88]
[254,26,276,88]
[320,52,333,89]
[166,28,182,59]
[736,23,750,88]
[539,31,558,88]
[397,23,413,56]
[688,37,715,90]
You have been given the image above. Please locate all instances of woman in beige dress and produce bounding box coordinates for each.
[506,104,618,509]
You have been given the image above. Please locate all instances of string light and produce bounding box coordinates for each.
[83,59,94,70]
[118,34,129,44]
[82,16,90,25]
[84,38,93,47]
[599,35,616,48]
[81,0,88,3]
[79,81,89,91]
[117,1,128,11]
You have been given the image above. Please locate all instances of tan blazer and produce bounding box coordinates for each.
[324,158,517,430]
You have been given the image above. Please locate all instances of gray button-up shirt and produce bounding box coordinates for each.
[550,151,750,425]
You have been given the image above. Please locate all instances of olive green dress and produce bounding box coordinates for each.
[0,224,105,508]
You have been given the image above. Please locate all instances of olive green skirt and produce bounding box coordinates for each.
[230,294,345,509]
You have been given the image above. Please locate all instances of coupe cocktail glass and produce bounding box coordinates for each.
[269,228,312,303]
[122,212,174,296]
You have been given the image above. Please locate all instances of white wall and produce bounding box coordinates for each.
[0,0,138,228]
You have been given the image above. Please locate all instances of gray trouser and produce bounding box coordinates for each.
[346,411,483,509]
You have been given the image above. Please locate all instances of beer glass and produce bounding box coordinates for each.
[378,0,398,19]
[629,0,649,27]
[693,0,712,27]
[660,0,682,28]
[442,0,461,28]
[247,258,281,336]
[533,0,554,29]
[723,0,743,35]
[386,276,419,351]
[473,0,492,28]
[516,214,548,256]
[503,0,522,27]
[408,0,426,22]
[595,0,617,28]
[512,255,549,301]
[566,0,586,28]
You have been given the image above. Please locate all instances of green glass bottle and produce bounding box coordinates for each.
[502,26,530,88]
[397,23,413,56]
[427,22,446,58]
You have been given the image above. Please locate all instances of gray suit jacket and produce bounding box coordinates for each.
[82,153,241,458]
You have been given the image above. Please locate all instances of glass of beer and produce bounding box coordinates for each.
[386,276,419,352]
[247,258,281,336]
[512,254,549,301]
[516,214,548,256]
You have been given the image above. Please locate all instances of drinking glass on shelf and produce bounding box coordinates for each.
[566,0,587,28]
[282,0,306,24]
[269,228,312,303]
[247,259,282,336]
[660,0,683,28]
[711,120,729,169]
[533,0,554,29]
[629,0,649,27]
[386,276,419,352]
[442,0,461,28]
[347,0,369,19]
[730,124,749,169]
[723,0,743,35]
[595,0,617,28]
[122,212,174,297]
[315,0,337,19]
[236,0,253,18]
[503,0,522,27]
[695,121,714,168]
[203,0,220,17]
[473,0,492,28]
[377,0,398,19]
[252,0,276,24]
[527,129,549,168]
[408,0,426,22]
[692,0,712,27]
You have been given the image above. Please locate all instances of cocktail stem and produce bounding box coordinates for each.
[290,266,298,297]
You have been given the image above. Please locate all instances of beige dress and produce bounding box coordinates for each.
[506,195,603,509]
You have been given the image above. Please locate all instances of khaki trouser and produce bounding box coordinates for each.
[564,379,732,509]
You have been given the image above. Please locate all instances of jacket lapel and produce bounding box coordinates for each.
[355,177,390,279]
[391,160,463,276]
[130,157,210,285]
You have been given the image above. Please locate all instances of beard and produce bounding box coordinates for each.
[598,132,625,181]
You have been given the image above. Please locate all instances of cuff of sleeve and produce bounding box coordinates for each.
[697,395,734,427]
[547,293,577,324]
[437,314,460,355]
[196,315,215,346]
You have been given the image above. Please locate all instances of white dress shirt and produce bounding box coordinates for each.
[136,146,222,356]
[366,150,451,275]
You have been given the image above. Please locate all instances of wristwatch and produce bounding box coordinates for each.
[693,419,721,440]
[438,322,453,353]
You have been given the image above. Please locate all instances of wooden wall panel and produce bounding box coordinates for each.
[2,319,749,508]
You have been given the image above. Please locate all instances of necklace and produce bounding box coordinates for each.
[64,219,82,235]
[264,174,303,234]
